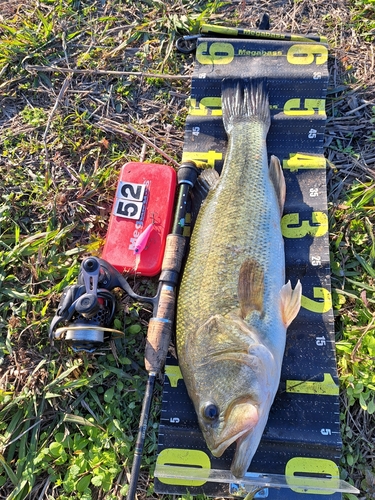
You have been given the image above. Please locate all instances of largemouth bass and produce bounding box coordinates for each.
[176,79,302,478]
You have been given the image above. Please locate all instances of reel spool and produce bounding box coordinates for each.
[49,259,123,352]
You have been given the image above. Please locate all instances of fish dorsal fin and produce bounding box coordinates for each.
[280,280,302,327]
[198,168,220,191]
[238,259,264,319]
[191,168,220,223]
[269,155,286,214]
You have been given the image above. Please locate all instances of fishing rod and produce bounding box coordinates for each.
[49,160,199,497]
[126,160,199,500]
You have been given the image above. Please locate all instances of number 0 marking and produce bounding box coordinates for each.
[156,449,211,486]
[286,457,339,495]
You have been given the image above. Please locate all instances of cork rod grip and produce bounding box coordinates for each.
[145,286,175,373]
[144,231,187,373]
[161,234,186,274]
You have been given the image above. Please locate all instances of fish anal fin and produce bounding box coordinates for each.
[280,280,302,328]
[269,155,286,214]
[238,259,264,319]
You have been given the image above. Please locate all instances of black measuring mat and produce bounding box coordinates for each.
[154,34,342,499]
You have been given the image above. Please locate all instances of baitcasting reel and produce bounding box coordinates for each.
[49,257,156,352]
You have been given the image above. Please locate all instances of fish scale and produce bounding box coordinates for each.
[176,78,302,478]
[177,119,283,350]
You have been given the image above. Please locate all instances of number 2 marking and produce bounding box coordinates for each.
[117,181,145,202]
[301,287,332,314]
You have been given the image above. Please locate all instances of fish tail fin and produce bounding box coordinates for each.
[221,78,271,135]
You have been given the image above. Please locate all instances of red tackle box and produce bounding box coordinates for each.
[102,162,177,277]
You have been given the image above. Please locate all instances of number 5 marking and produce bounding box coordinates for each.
[283,98,325,116]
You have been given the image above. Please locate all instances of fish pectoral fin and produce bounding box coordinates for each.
[280,279,302,328]
[269,155,286,214]
[238,259,264,319]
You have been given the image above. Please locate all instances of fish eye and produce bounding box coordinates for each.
[202,402,219,421]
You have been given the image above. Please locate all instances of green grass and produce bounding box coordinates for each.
[1,0,375,499]
[329,180,375,497]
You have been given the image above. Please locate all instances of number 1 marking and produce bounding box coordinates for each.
[286,373,339,395]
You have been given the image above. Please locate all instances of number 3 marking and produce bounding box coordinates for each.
[281,212,328,238]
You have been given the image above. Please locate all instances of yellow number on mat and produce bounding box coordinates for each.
[284,98,326,116]
[285,457,340,495]
[283,154,326,172]
[182,150,222,168]
[301,287,332,314]
[287,44,328,65]
[188,97,222,116]
[156,449,211,486]
[281,212,328,238]
[165,365,183,387]
[196,42,235,65]
[286,373,339,396]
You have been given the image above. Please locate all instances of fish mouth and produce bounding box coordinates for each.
[230,430,256,479]
[206,401,259,457]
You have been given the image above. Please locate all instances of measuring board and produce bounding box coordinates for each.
[154,33,343,499]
